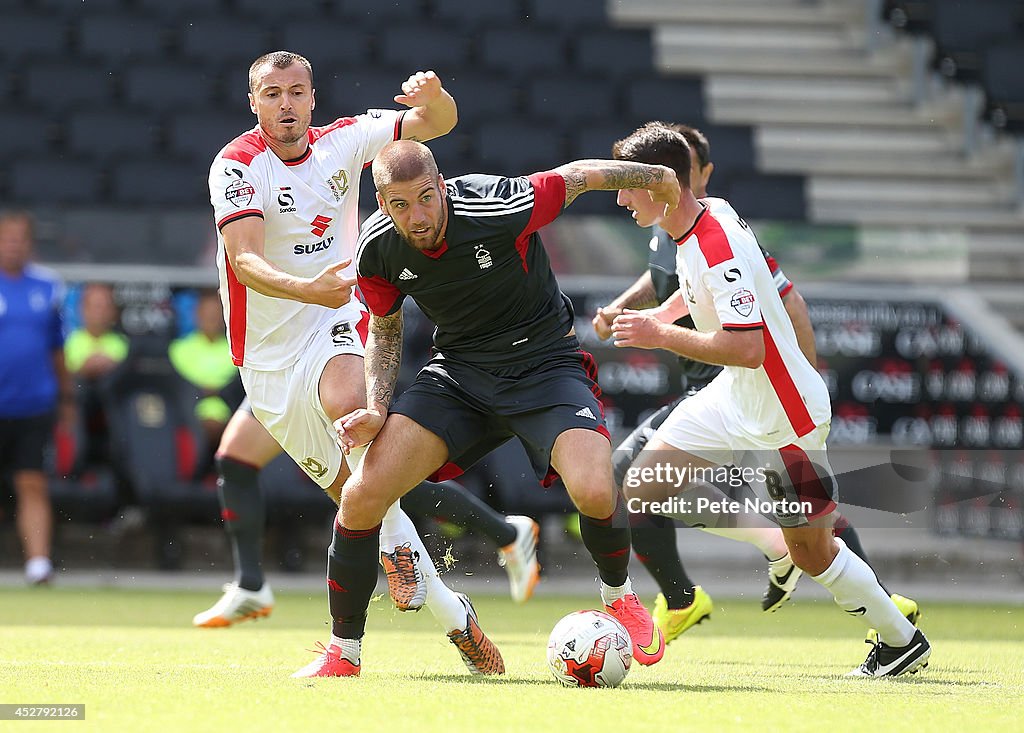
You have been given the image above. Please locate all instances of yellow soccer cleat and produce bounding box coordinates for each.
[653,587,713,645]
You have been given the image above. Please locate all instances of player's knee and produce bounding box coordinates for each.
[570,481,616,519]
[339,479,388,530]
[786,535,835,575]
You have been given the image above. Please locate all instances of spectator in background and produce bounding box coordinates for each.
[65,283,128,381]
[0,210,72,585]
[169,289,239,451]
[64,282,128,466]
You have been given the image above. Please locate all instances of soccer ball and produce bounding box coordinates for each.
[546,610,632,688]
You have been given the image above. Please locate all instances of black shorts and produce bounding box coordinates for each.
[0,412,54,473]
[390,347,609,486]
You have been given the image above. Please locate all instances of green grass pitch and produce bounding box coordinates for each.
[1,588,1021,732]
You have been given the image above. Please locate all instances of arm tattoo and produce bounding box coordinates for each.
[365,310,404,411]
[621,279,660,310]
[558,160,664,209]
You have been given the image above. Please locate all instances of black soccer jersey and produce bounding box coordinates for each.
[356,171,575,367]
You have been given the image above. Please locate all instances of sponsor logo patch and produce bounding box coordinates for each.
[310,215,333,237]
[225,178,255,207]
[730,288,755,317]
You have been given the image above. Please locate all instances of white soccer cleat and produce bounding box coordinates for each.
[497,515,540,603]
[762,553,802,612]
[193,582,274,628]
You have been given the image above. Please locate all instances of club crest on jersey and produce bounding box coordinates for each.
[331,321,354,346]
[225,178,255,208]
[326,169,349,202]
[474,244,493,270]
[730,288,756,317]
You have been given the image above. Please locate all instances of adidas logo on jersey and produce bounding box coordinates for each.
[575,407,596,420]
[399,268,418,281]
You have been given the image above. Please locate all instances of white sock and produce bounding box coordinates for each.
[379,500,407,552]
[600,577,633,606]
[699,526,789,561]
[382,505,467,633]
[329,634,361,664]
[25,556,52,583]
[812,538,915,647]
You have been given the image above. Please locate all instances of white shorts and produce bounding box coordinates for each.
[240,301,368,489]
[654,377,838,527]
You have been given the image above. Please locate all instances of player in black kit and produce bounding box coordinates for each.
[293,139,680,677]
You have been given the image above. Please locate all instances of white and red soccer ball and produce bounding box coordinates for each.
[546,610,633,688]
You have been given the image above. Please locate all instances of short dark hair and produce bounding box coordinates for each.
[656,122,710,169]
[612,123,691,190]
[248,51,313,95]
[372,140,439,191]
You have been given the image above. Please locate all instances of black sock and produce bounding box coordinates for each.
[403,480,517,547]
[834,515,889,595]
[328,520,382,639]
[216,456,264,591]
[578,494,631,587]
[630,512,695,608]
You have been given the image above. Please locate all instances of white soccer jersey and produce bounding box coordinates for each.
[209,110,403,370]
[674,197,831,444]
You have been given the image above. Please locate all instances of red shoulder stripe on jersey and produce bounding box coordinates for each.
[779,443,837,521]
[764,254,780,275]
[523,171,566,236]
[761,325,815,437]
[221,130,266,166]
[224,254,247,366]
[357,273,403,316]
[217,209,263,230]
[695,213,734,268]
[308,116,357,143]
[514,171,566,271]
[723,322,765,331]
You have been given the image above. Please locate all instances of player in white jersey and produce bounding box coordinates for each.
[208,51,503,678]
[608,124,931,678]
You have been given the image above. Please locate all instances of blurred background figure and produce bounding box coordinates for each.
[0,211,72,585]
[169,289,241,462]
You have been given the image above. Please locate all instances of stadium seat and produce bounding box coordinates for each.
[569,123,643,161]
[527,76,616,123]
[47,405,119,523]
[66,109,160,159]
[1,13,70,61]
[280,22,373,70]
[10,157,104,205]
[624,77,706,129]
[99,337,218,523]
[929,0,1022,82]
[24,64,116,109]
[167,111,255,168]
[426,132,479,177]
[325,70,411,117]
[134,0,228,17]
[337,0,423,21]
[0,110,59,158]
[179,17,273,66]
[476,119,565,176]
[379,26,471,73]
[123,63,218,112]
[110,158,207,206]
[442,71,523,120]
[235,0,324,21]
[722,173,807,222]
[431,0,524,27]
[479,28,568,74]
[574,29,655,76]
[34,0,126,16]
[981,40,1024,133]
[523,0,607,28]
[76,14,169,62]
[694,123,757,183]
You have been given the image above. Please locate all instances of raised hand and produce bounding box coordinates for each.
[395,70,444,108]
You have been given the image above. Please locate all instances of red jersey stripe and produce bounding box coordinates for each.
[217,209,263,230]
[221,129,266,166]
[224,254,247,366]
[696,213,734,268]
[761,325,815,437]
[308,117,357,143]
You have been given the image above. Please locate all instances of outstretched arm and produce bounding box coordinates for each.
[552,160,679,211]
[335,310,404,451]
[396,70,457,142]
